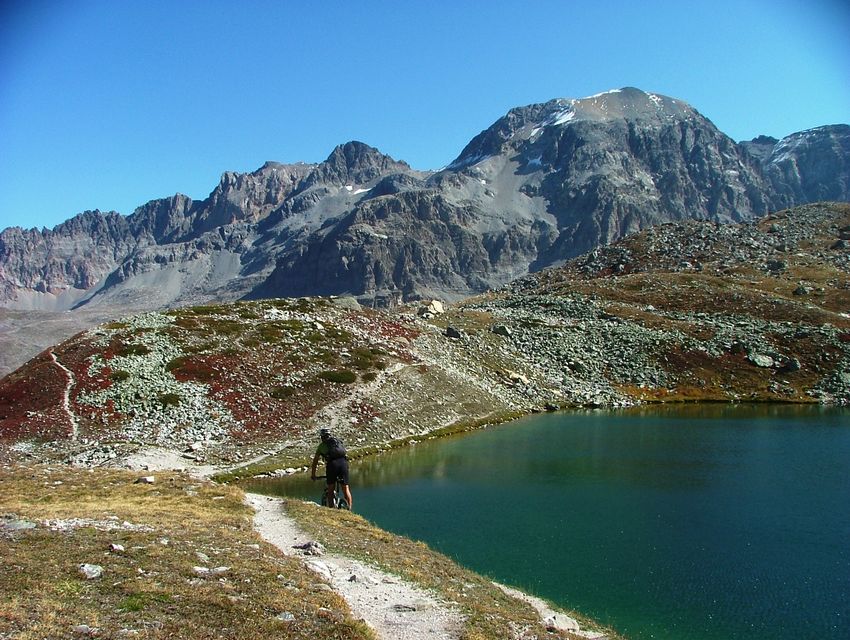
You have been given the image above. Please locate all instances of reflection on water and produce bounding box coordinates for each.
[245,404,850,640]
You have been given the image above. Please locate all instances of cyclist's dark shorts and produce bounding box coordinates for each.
[326,457,349,486]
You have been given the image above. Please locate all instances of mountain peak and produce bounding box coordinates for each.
[449,88,705,168]
[312,141,410,186]
[562,87,696,125]
[324,140,387,165]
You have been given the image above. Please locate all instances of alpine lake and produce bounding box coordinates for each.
[244,404,850,640]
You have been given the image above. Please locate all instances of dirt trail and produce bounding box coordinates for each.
[247,493,465,639]
[49,348,79,441]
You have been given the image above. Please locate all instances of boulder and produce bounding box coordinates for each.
[491,325,511,337]
[79,564,103,579]
[766,260,787,272]
[305,560,332,581]
[748,353,775,368]
[293,541,326,556]
[418,300,445,316]
[330,296,362,311]
[506,371,530,385]
[445,327,463,339]
[780,357,802,373]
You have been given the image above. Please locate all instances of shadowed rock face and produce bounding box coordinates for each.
[1,90,849,318]
[761,125,850,207]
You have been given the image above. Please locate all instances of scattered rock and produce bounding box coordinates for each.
[305,560,332,581]
[491,324,511,337]
[445,327,463,339]
[293,540,326,556]
[79,564,103,580]
[748,354,775,368]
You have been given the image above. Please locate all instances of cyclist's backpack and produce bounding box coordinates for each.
[325,436,347,460]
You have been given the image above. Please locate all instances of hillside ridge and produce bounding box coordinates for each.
[3,202,849,476]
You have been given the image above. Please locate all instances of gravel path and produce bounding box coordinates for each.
[247,493,466,640]
[49,347,79,441]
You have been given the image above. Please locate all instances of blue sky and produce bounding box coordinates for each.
[1,0,848,231]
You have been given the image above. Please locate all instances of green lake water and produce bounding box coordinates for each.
[246,404,850,639]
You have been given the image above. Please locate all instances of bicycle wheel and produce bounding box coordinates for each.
[334,482,348,509]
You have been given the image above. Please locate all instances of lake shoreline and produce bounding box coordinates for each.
[251,405,850,640]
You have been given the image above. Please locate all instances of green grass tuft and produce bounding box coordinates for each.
[117,344,152,357]
[318,370,357,384]
[158,393,181,407]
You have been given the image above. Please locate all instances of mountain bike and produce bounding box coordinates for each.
[314,475,350,509]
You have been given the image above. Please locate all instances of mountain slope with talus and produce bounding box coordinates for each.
[2,202,849,477]
[1,89,849,376]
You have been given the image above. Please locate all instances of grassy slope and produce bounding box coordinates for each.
[0,464,373,639]
[0,464,619,640]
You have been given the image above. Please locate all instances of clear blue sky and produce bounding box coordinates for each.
[1,0,848,231]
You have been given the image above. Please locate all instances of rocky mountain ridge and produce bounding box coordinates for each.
[2,88,848,315]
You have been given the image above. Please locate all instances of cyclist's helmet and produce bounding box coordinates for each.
[319,428,331,441]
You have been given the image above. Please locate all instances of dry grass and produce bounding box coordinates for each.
[283,499,621,640]
[0,465,373,640]
[0,463,619,640]
[569,272,848,327]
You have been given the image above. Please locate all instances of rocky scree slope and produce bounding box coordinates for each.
[0,142,416,313]
[1,204,849,474]
[2,89,848,319]
[471,202,850,405]
[0,296,543,472]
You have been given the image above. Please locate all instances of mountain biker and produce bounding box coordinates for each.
[310,428,353,510]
